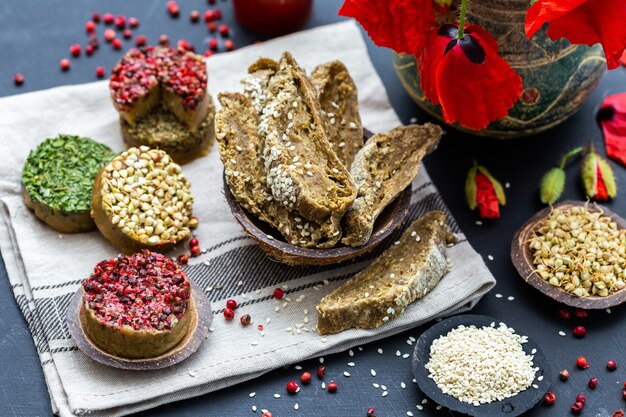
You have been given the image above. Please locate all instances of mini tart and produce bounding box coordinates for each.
[109,46,210,131]
[21,135,115,233]
[81,250,191,359]
[92,146,194,253]
[120,99,215,165]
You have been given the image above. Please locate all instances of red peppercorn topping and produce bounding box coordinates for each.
[613,411,625,417]
[177,254,189,265]
[123,29,132,40]
[300,371,311,384]
[167,1,180,17]
[327,380,337,393]
[112,38,123,50]
[203,50,213,58]
[223,307,235,321]
[608,360,618,371]
[226,299,238,309]
[576,356,589,369]
[159,34,170,46]
[224,39,235,52]
[177,39,194,52]
[96,66,106,78]
[544,391,556,405]
[261,412,272,417]
[286,380,299,394]
[571,401,584,415]
[574,309,588,319]
[190,10,200,23]
[273,288,284,300]
[190,246,201,257]
[70,44,81,57]
[557,307,571,320]
[135,35,147,47]
[317,365,326,379]
[86,21,96,34]
[207,21,217,33]
[218,24,229,37]
[92,12,101,23]
[115,16,126,29]
[60,59,71,71]
[128,17,139,28]
[190,238,199,247]
[204,10,217,22]
[588,377,598,389]
[367,407,376,417]
[82,250,190,331]
[104,28,116,42]
[240,314,251,326]
[214,9,222,19]
[103,13,114,25]
[85,44,95,57]
[257,324,264,331]
[573,325,586,338]
[208,38,218,51]
[575,393,586,404]
[560,369,570,381]
[14,73,24,86]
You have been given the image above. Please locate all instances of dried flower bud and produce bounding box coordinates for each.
[582,147,617,201]
[540,167,565,204]
[465,162,505,219]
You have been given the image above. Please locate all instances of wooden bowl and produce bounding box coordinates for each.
[511,200,626,309]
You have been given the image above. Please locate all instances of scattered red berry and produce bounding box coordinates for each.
[91,12,100,23]
[203,50,213,58]
[223,307,235,321]
[204,10,217,22]
[317,365,326,379]
[135,35,147,47]
[208,38,218,51]
[257,324,263,331]
[560,369,570,381]
[327,380,337,393]
[112,38,122,50]
[608,360,618,371]
[367,407,377,417]
[122,29,132,39]
[557,307,571,320]
[167,1,180,17]
[59,59,71,71]
[190,246,201,257]
[588,377,598,389]
[573,325,586,338]
[261,412,272,417]
[70,44,81,57]
[159,34,170,46]
[544,391,556,405]
[273,288,284,299]
[207,21,217,33]
[613,411,625,417]
[575,394,587,404]
[104,28,116,42]
[177,39,194,51]
[224,39,235,51]
[574,309,588,319]
[103,13,114,25]
[218,24,229,36]
[300,372,311,384]
[571,401,584,415]
[128,17,139,28]
[177,254,189,265]
[226,299,238,309]
[13,73,24,86]
[576,355,589,369]
[89,36,100,49]
[286,381,299,394]
[623,388,626,400]
[85,44,95,56]
[190,238,199,247]
[240,314,251,326]
[96,66,106,78]
[214,9,222,19]
[190,10,200,23]
[86,21,96,33]
[115,15,126,29]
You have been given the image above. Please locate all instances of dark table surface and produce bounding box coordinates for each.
[1,1,626,416]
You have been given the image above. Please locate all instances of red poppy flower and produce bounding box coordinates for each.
[418,24,523,130]
[338,0,435,54]
[525,0,626,70]
[598,93,626,168]
[466,162,506,219]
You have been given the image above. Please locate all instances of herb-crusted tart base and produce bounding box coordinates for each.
[343,124,443,247]
[22,135,116,233]
[120,98,215,165]
[317,211,456,335]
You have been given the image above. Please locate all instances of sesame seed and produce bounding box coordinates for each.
[348,362,355,367]
[294,403,299,410]
[396,350,401,357]
[188,371,197,377]
[505,182,511,189]
[373,383,380,388]
[559,331,566,336]
[407,412,414,416]
[371,369,377,377]
[401,382,406,389]
[377,348,383,354]
[382,391,388,397]
[495,293,503,298]
[508,296,515,301]
[349,349,354,357]
[487,255,494,261]
[344,371,351,377]
[402,353,410,359]
[475,220,483,226]
[252,405,257,412]
[249,392,256,398]
[274,393,281,399]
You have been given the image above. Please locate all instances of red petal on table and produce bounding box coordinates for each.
[598,93,626,168]
[475,172,500,219]
[525,0,626,70]
[595,162,609,201]
[418,24,522,130]
[339,0,435,54]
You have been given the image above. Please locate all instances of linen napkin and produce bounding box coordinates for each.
[0,21,496,417]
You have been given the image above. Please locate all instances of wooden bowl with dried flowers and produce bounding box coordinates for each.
[511,200,626,309]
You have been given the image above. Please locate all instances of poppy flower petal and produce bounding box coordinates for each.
[525,0,587,39]
[475,172,501,219]
[598,93,626,168]
[417,26,454,105]
[339,0,435,54]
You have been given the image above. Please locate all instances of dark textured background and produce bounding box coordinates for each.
[1,1,625,416]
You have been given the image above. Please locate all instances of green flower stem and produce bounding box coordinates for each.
[559,147,584,169]
[457,0,469,39]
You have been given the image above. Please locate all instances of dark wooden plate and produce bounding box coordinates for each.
[511,200,626,309]
[66,278,211,370]
[413,315,551,417]
[223,129,412,266]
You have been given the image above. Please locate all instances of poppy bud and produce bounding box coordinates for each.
[581,147,617,201]
[539,147,583,205]
[466,162,505,219]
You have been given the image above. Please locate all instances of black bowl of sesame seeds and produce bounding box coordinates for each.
[413,314,551,416]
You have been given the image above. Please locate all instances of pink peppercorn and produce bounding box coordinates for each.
[190,246,201,257]
[112,38,122,50]
[327,380,337,393]
[218,24,229,36]
[300,372,311,384]
[575,394,587,404]
[177,254,189,265]
[214,8,222,19]
[608,360,618,371]
[226,299,238,310]
[115,15,126,29]
[223,307,235,321]
[573,325,586,338]
[576,356,589,369]
[240,314,251,326]
[560,369,570,381]
[544,391,556,405]
[273,288,284,299]
[85,44,95,57]
[367,407,376,417]
[286,381,299,394]
[557,307,571,320]
[208,38,218,51]
[614,411,625,417]
[135,35,147,47]
[588,377,598,389]
[128,17,139,28]
[159,34,170,46]
[92,12,100,23]
[59,59,71,71]
[224,39,235,51]
[70,44,81,57]
[103,13,114,24]
[122,29,132,39]
[574,309,588,319]
[190,10,200,23]
[14,73,24,86]
[207,21,217,33]
[190,238,199,247]
[571,401,584,415]
[96,66,106,78]
[203,50,213,58]
[204,10,217,22]
[86,21,96,34]
[167,2,180,17]
[317,365,326,379]
[104,28,116,42]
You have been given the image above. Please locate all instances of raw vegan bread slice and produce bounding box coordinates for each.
[216,92,342,248]
[259,51,357,224]
[317,211,456,335]
[242,58,279,114]
[342,124,443,247]
[310,60,363,167]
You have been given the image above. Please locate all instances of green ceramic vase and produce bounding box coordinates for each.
[393,0,606,138]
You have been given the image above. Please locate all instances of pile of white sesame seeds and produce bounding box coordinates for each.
[426,323,537,406]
